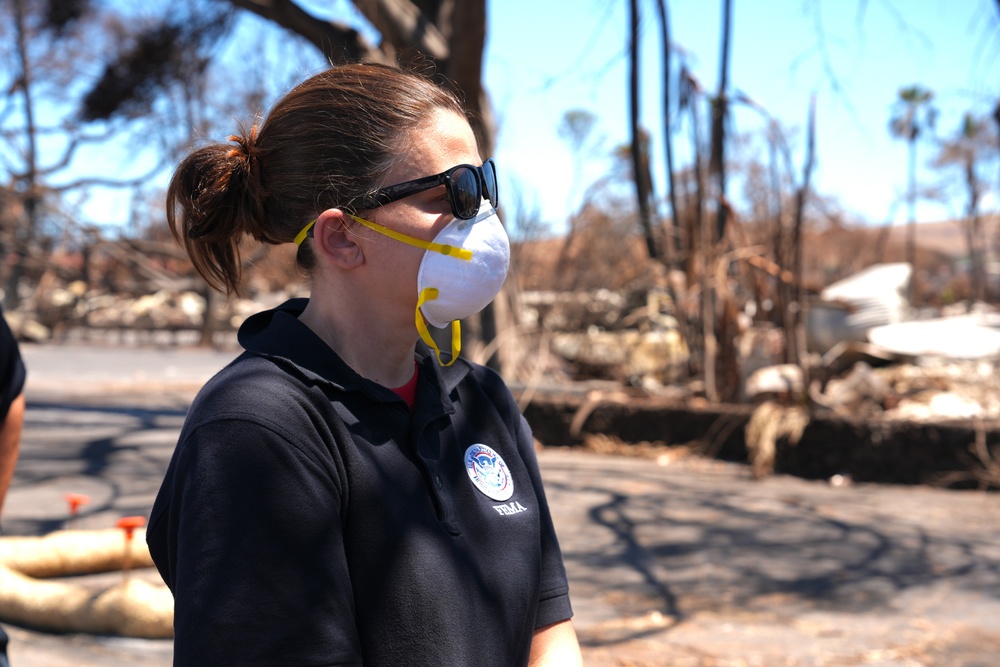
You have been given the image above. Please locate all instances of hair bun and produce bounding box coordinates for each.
[228,127,259,179]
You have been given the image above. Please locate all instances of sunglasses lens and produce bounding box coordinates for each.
[451,167,481,219]
[482,160,498,209]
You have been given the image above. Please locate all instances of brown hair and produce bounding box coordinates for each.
[166,63,466,295]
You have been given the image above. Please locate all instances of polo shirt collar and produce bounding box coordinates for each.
[414,341,470,395]
[238,298,362,392]
[238,298,472,401]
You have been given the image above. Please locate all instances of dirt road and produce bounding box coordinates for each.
[4,343,999,666]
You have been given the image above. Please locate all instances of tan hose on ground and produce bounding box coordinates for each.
[0,528,173,638]
[0,528,155,577]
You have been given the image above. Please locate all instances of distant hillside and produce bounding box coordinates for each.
[867,214,1000,261]
[509,213,1000,301]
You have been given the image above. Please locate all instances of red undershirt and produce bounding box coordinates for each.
[389,362,419,411]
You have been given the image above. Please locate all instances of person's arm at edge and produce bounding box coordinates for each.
[0,393,25,522]
[529,619,583,666]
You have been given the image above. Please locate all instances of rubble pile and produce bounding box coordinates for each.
[520,288,690,387]
[12,280,302,344]
[871,360,1000,421]
[6,252,1000,428]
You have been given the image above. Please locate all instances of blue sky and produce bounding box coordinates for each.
[484,0,1000,231]
[72,0,999,233]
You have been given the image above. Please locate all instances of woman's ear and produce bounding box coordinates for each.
[313,208,364,269]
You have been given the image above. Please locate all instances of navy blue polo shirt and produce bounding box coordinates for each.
[147,299,572,666]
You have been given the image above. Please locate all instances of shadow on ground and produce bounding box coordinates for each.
[539,450,1000,664]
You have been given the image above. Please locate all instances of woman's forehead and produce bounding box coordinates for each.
[394,109,479,179]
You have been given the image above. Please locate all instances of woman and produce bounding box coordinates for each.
[147,63,581,666]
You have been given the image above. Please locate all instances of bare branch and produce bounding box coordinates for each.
[862,0,934,51]
[36,126,124,176]
[227,0,387,63]
[48,160,169,192]
[796,0,915,135]
[353,0,449,60]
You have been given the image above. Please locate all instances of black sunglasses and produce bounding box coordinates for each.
[357,158,498,220]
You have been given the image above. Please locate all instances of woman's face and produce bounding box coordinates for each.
[357,108,482,317]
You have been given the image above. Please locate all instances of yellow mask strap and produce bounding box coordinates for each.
[350,215,472,260]
[416,287,460,366]
[294,219,316,246]
[295,214,473,261]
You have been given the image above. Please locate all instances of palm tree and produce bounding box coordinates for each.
[558,109,599,214]
[889,85,936,303]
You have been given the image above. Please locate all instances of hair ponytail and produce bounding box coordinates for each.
[166,124,268,295]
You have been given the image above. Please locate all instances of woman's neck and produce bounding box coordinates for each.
[298,294,416,388]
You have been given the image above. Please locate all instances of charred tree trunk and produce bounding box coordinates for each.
[690,96,714,401]
[441,0,499,370]
[656,0,680,262]
[767,123,789,349]
[709,0,732,243]
[789,96,816,368]
[993,99,1000,289]
[6,0,41,312]
[964,156,984,303]
[905,133,918,304]
[629,0,658,260]
[708,0,736,401]
[444,0,490,153]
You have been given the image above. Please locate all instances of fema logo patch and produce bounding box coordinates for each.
[464,444,514,501]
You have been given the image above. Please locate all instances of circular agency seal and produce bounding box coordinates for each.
[464,444,514,501]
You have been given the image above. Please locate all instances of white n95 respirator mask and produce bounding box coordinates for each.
[350,201,510,365]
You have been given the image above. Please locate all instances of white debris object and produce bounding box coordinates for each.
[868,318,1000,360]
[807,263,912,353]
[744,363,804,398]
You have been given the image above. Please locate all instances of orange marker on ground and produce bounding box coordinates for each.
[65,493,90,516]
[116,516,147,578]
